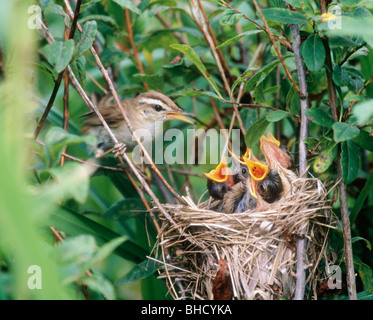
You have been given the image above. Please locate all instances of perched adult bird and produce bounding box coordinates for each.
[259,132,297,197]
[81,91,194,158]
[204,158,236,200]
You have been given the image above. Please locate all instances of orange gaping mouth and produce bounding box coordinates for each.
[243,157,269,182]
[203,157,230,183]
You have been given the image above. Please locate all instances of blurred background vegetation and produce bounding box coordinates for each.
[0,0,372,300]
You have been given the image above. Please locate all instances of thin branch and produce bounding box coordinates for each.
[34,0,83,139]
[320,0,357,300]
[252,0,304,98]
[289,18,310,301]
[190,0,247,136]
[63,0,184,205]
[125,8,148,90]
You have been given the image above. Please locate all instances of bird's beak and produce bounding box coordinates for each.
[166,111,194,124]
[260,132,280,149]
[243,157,270,182]
[203,158,230,183]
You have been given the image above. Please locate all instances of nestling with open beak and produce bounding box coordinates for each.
[204,158,236,200]
[259,132,297,196]
[81,91,194,158]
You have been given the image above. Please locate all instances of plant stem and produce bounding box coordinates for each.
[320,0,357,300]
[289,21,309,300]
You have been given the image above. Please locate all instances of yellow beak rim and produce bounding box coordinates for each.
[243,157,270,182]
[203,158,229,183]
[260,132,280,149]
[167,112,194,124]
[249,179,258,199]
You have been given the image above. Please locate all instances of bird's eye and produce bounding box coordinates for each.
[154,105,163,112]
[241,168,247,175]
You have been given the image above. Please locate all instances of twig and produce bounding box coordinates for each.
[222,2,292,51]
[320,0,357,300]
[289,19,310,301]
[125,8,148,90]
[252,0,304,98]
[34,0,83,139]
[189,0,246,136]
[63,0,184,205]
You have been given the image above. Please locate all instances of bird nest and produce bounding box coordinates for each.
[152,174,337,300]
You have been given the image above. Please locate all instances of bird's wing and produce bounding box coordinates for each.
[81,95,124,132]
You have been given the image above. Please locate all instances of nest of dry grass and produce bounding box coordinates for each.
[152,175,337,300]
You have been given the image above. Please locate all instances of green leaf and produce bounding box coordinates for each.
[350,170,373,223]
[352,131,373,152]
[41,40,75,73]
[72,21,97,61]
[70,55,86,89]
[133,73,164,91]
[86,237,127,269]
[301,34,326,72]
[170,44,223,99]
[49,206,147,263]
[354,257,373,293]
[332,122,360,142]
[341,0,363,7]
[219,9,242,26]
[266,110,289,122]
[352,99,373,126]
[103,198,144,221]
[332,65,350,87]
[112,0,141,15]
[261,8,309,25]
[352,236,372,251]
[216,30,263,49]
[313,143,338,173]
[83,273,116,299]
[341,140,360,184]
[44,3,70,26]
[306,108,335,128]
[116,259,159,285]
[245,117,270,148]
[169,88,222,101]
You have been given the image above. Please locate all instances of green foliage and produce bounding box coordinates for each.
[1,0,372,301]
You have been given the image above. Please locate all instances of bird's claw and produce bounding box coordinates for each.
[113,142,127,158]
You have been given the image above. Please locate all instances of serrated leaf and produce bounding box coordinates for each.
[266,110,289,122]
[341,140,360,184]
[301,34,326,72]
[72,21,97,61]
[116,259,159,285]
[261,8,309,25]
[245,117,270,148]
[216,30,263,49]
[306,108,335,128]
[170,44,223,99]
[41,40,75,73]
[313,143,338,173]
[112,0,141,14]
[333,122,360,142]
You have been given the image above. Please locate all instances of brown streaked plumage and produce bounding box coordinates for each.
[81,91,193,157]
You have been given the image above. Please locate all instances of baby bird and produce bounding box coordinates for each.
[259,132,297,197]
[204,158,235,200]
[220,165,257,213]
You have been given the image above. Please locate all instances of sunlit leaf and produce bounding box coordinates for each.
[333,122,360,142]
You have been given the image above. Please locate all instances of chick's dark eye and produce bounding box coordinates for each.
[154,105,163,112]
[241,168,247,175]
